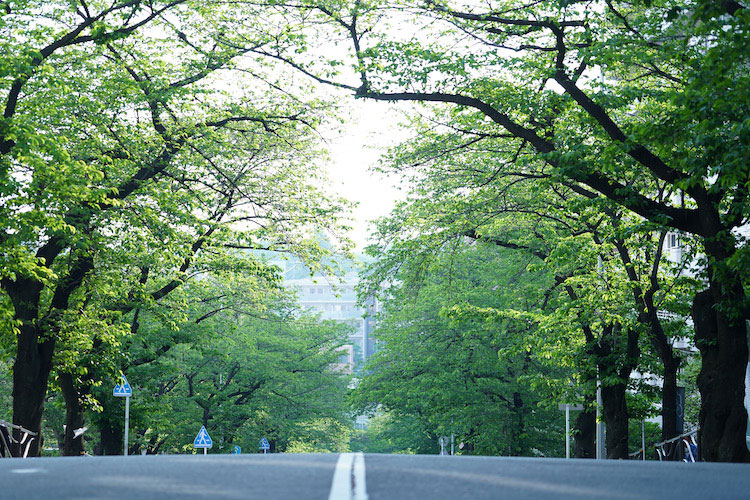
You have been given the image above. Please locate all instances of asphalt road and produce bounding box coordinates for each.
[1,453,749,499]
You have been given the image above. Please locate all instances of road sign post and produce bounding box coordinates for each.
[124,395,130,456]
[566,405,569,458]
[438,436,447,456]
[596,383,605,459]
[113,375,133,456]
[193,425,213,455]
[558,404,584,459]
[259,436,270,454]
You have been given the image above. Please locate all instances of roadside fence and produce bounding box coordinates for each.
[654,429,698,462]
[0,419,38,458]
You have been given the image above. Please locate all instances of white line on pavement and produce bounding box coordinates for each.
[329,453,354,500]
[328,452,368,500]
[353,452,368,500]
[10,469,45,474]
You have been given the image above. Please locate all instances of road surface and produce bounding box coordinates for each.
[1,453,749,499]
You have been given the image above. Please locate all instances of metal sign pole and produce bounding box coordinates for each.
[596,381,605,459]
[114,375,133,456]
[124,395,130,456]
[565,405,570,459]
[558,403,582,458]
[193,425,213,454]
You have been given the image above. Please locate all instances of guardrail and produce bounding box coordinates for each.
[0,419,38,458]
[653,429,698,462]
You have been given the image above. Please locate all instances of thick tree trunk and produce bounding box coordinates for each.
[643,297,680,442]
[9,255,93,457]
[693,288,750,462]
[59,372,86,456]
[100,419,123,456]
[60,336,104,456]
[573,369,597,458]
[600,382,630,459]
[573,405,596,458]
[91,389,126,455]
[12,323,54,457]
[661,356,680,441]
[101,425,123,455]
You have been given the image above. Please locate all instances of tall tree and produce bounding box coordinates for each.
[269,0,750,461]
[360,103,694,456]
[1,0,349,455]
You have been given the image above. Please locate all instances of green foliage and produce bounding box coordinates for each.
[350,412,437,454]
[79,269,354,455]
[358,99,695,442]
[356,243,566,456]
[1,0,355,451]
[628,420,662,460]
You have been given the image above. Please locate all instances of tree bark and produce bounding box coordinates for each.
[59,372,85,456]
[573,352,597,459]
[594,321,639,460]
[661,356,679,441]
[693,287,750,462]
[96,405,124,456]
[642,290,681,442]
[509,390,525,456]
[11,329,53,457]
[600,382,630,459]
[7,250,94,456]
[573,404,596,458]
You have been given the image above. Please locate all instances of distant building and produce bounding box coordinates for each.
[274,259,379,374]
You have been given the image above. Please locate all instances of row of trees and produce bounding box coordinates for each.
[262,0,748,461]
[354,194,694,457]
[2,0,747,461]
[13,271,353,455]
[1,0,354,456]
[353,238,672,457]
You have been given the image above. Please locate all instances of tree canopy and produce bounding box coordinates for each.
[1,0,353,456]
[265,0,749,461]
[2,0,748,462]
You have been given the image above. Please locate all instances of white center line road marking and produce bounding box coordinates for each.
[329,453,354,500]
[352,452,367,500]
[329,452,368,500]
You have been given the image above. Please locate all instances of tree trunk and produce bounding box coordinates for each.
[59,372,86,456]
[661,356,679,441]
[509,391,525,456]
[9,255,93,457]
[600,382,630,459]
[642,292,680,442]
[12,323,54,457]
[99,418,123,455]
[573,404,596,458]
[693,287,750,462]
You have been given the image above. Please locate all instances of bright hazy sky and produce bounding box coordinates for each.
[324,99,408,251]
